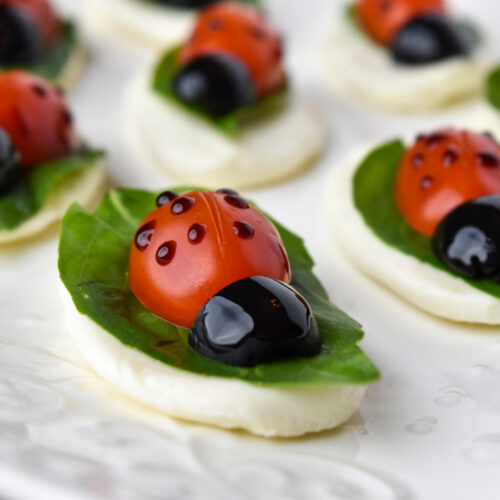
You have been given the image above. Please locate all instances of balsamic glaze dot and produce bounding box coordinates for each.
[62,109,73,125]
[209,18,223,31]
[233,221,254,240]
[426,133,447,149]
[156,190,179,207]
[483,131,495,141]
[156,241,177,266]
[275,41,283,60]
[442,148,458,167]
[251,26,266,39]
[134,220,156,251]
[188,223,207,244]
[477,152,500,168]
[216,188,239,195]
[15,109,30,136]
[55,87,65,97]
[412,153,423,167]
[416,133,427,142]
[420,175,433,190]
[224,194,249,209]
[171,196,195,215]
[31,84,47,97]
[268,233,290,273]
[380,0,392,12]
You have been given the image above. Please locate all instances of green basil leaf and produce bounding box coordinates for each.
[353,140,500,298]
[0,149,104,231]
[151,47,288,137]
[0,21,77,83]
[487,66,500,111]
[58,188,379,387]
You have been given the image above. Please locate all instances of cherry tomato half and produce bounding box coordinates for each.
[3,0,60,45]
[129,189,291,328]
[178,2,284,97]
[356,0,446,46]
[396,129,500,236]
[0,70,76,167]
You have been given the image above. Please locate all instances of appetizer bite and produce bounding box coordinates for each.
[58,187,378,437]
[126,2,325,189]
[325,0,489,112]
[0,70,106,244]
[84,0,260,51]
[0,0,85,89]
[328,127,500,324]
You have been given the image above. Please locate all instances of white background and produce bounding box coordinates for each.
[0,0,499,498]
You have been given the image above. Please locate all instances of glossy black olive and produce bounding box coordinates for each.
[173,54,257,117]
[391,14,470,65]
[433,196,500,280]
[189,276,322,367]
[155,0,219,7]
[0,6,42,64]
[0,127,20,194]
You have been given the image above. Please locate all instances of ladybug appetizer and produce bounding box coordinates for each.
[58,187,378,436]
[0,0,84,89]
[126,2,325,189]
[83,0,260,51]
[0,70,106,244]
[325,0,489,112]
[329,127,500,325]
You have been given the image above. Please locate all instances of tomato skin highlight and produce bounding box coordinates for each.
[3,0,60,45]
[355,0,446,46]
[128,190,292,328]
[178,2,284,97]
[0,71,76,167]
[396,129,500,236]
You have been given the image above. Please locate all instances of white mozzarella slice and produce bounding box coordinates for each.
[125,72,325,189]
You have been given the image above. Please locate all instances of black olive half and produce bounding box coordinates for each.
[189,276,323,367]
[0,127,20,194]
[155,0,219,8]
[0,6,42,64]
[391,14,470,66]
[173,54,257,117]
[433,196,500,280]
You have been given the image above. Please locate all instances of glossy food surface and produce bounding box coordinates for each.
[433,195,500,280]
[3,0,59,45]
[396,129,500,236]
[178,2,284,97]
[0,6,41,64]
[391,14,469,64]
[129,189,291,328]
[356,0,446,46]
[173,53,256,116]
[0,70,76,167]
[0,126,20,193]
[189,276,322,367]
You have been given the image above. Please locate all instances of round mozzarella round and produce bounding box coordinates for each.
[125,72,325,189]
[0,159,106,245]
[327,143,500,324]
[60,285,366,438]
[83,0,194,50]
[324,10,490,113]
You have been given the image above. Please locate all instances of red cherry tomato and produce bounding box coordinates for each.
[0,70,77,167]
[356,0,446,46]
[178,2,284,97]
[3,0,60,45]
[129,190,291,328]
[396,129,500,236]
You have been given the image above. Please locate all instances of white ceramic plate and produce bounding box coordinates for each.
[0,0,499,498]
